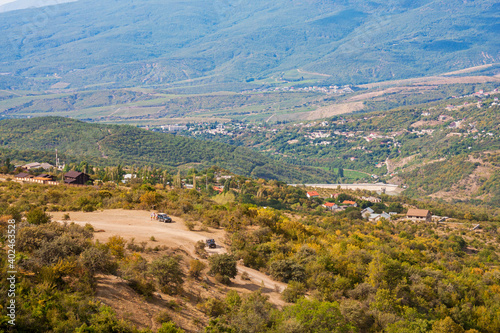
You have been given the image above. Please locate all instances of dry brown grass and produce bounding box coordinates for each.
[305,101,364,120]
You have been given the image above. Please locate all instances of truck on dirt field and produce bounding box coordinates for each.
[206,239,216,248]
[157,213,172,223]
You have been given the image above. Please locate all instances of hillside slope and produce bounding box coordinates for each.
[189,94,500,205]
[0,0,498,89]
[0,117,338,183]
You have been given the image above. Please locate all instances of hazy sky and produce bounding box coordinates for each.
[0,0,77,10]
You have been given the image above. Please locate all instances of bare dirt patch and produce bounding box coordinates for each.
[358,74,500,90]
[441,64,496,76]
[411,120,442,128]
[94,274,210,332]
[428,161,493,202]
[386,154,419,173]
[51,209,287,302]
[306,101,364,120]
[52,209,224,256]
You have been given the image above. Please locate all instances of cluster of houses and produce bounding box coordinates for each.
[248,84,354,95]
[14,170,91,186]
[14,173,59,185]
[307,190,432,222]
[22,162,56,170]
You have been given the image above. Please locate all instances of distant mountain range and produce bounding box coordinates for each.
[0,0,498,90]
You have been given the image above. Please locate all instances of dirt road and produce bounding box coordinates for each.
[51,209,287,293]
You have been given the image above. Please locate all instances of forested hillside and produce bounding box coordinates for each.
[0,0,498,89]
[0,117,338,183]
[191,96,500,205]
[1,171,499,331]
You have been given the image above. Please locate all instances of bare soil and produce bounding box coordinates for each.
[306,101,364,120]
[51,209,287,331]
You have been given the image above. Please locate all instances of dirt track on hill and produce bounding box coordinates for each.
[51,209,287,294]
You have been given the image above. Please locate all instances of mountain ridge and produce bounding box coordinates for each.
[0,0,498,90]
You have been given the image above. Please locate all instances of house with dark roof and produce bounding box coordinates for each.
[15,172,34,181]
[37,174,56,181]
[64,171,90,185]
[406,208,431,222]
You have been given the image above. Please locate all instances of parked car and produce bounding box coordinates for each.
[206,239,216,248]
[157,213,172,223]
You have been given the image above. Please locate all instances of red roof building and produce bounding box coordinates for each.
[306,191,320,198]
[322,202,339,210]
[213,186,224,193]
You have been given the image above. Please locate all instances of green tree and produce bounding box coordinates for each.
[281,298,354,333]
[189,259,206,279]
[157,321,185,333]
[26,208,51,225]
[173,170,182,189]
[79,247,116,274]
[432,317,465,333]
[149,255,185,294]
[230,291,273,333]
[224,179,231,193]
[338,167,344,178]
[209,254,237,283]
[268,259,306,283]
[281,281,307,303]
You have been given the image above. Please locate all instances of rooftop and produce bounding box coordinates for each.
[406,208,430,217]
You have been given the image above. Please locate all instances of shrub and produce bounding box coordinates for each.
[78,305,136,332]
[17,223,63,252]
[79,246,116,274]
[281,281,307,303]
[26,208,51,225]
[215,273,231,285]
[199,298,226,317]
[281,298,353,333]
[128,278,155,298]
[106,235,126,258]
[155,311,173,324]
[208,254,237,284]
[195,240,207,259]
[165,300,182,311]
[149,255,185,295]
[269,259,306,283]
[184,220,195,231]
[189,259,206,279]
[157,322,185,333]
[34,234,88,265]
